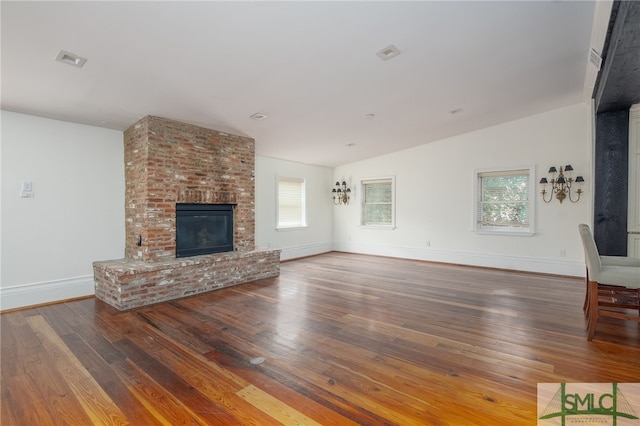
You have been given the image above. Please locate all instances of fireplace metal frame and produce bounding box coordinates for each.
[175,203,234,258]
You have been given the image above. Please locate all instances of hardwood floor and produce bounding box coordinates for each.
[1,252,639,425]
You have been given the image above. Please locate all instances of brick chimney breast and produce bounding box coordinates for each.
[93,116,279,310]
[124,116,255,261]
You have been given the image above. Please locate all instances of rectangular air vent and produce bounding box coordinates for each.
[376,45,401,61]
[55,50,87,68]
[589,48,602,71]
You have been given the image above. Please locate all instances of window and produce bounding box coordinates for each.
[474,167,535,235]
[277,176,306,229]
[361,177,395,228]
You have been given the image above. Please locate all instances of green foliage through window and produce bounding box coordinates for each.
[362,179,393,226]
[475,168,534,234]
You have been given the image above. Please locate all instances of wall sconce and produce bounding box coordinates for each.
[539,165,584,203]
[332,181,351,205]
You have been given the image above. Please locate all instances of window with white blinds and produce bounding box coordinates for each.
[277,176,307,229]
[361,177,395,228]
[474,167,535,235]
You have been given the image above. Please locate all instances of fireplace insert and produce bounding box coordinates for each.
[176,204,234,258]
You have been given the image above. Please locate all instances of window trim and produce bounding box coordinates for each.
[360,175,396,230]
[276,175,308,231]
[473,166,536,236]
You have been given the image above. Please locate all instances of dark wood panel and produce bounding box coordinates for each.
[595,109,630,255]
[1,253,639,425]
[595,1,640,113]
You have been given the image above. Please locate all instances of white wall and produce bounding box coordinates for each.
[0,112,334,310]
[1,104,592,310]
[333,103,592,276]
[255,156,333,260]
[1,111,124,309]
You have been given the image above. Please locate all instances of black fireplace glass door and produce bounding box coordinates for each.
[176,204,233,257]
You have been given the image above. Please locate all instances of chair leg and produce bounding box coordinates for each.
[585,293,591,320]
[587,280,599,341]
[583,267,589,313]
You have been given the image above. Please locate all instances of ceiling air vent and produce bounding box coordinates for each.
[376,45,401,61]
[589,48,602,71]
[250,113,268,121]
[55,50,87,68]
[584,48,603,90]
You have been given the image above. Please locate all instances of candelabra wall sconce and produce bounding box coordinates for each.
[539,165,584,203]
[332,181,351,205]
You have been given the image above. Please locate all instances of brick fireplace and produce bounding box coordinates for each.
[93,116,280,310]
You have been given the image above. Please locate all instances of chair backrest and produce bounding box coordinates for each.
[578,224,602,280]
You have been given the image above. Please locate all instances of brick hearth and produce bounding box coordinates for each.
[93,116,280,310]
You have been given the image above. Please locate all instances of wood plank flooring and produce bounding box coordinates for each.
[1,252,639,425]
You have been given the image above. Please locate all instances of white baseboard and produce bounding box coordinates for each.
[0,242,333,311]
[0,275,94,311]
[332,241,584,277]
[279,242,333,261]
[1,243,583,311]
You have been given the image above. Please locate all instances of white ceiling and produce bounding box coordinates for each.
[1,1,598,167]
